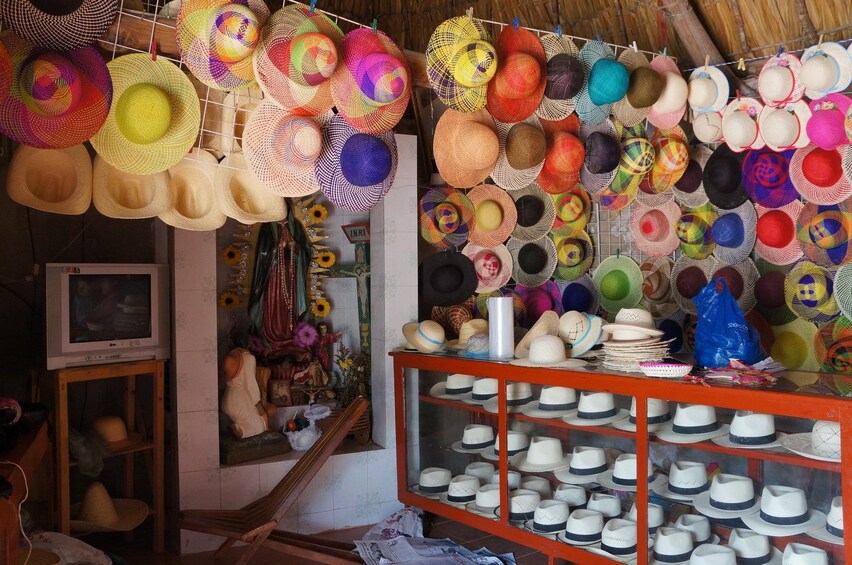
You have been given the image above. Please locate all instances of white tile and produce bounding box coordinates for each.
[297,459,334,514]
[173,231,216,291]
[177,410,220,473]
[332,452,368,508]
[333,501,383,530]
[175,349,218,413]
[174,289,217,352]
[257,459,297,493]
[180,530,224,555]
[220,464,261,509]
[380,500,404,520]
[299,510,335,534]
[368,448,399,503]
[179,469,220,510]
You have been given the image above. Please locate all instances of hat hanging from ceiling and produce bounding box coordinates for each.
[536,33,582,121]
[510,183,556,242]
[800,41,852,100]
[214,153,288,225]
[536,126,585,194]
[316,113,397,212]
[433,108,499,189]
[0,32,112,149]
[331,27,411,134]
[609,136,656,195]
[0,0,119,51]
[252,5,344,116]
[176,0,270,91]
[785,260,840,324]
[559,274,600,314]
[641,257,678,319]
[486,25,546,123]
[426,16,497,113]
[711,202,757,265]
[462,242,513,293]
[243,100,330,197]
[551,228,593,282]
[89,54,201,175]
[630,200,681,258]
[468,183,518,246]
[796,201,852,267]
[757,51,805,107]
[647,134,690,194]
[742,148,798,208]
[612,49,659,127]
[516,282,563,327]
[507,236,558,287]
[791,145,852,205]
[550,189,591,233]
[419,251,478,307]
[755,201,804,265]
[713,259,759,315]
[420,186,476,249]
[676,204,718,260]
[92,155,169,219]
[757,101,812,152]
[158,149,226,231]
[771,318,820,371]
[687,64,728,113]
[754,259,798,325]
[574,40,627,125]
[670,255,716,315]
[703,144,747,209]
[491,116,547,191]
[592,254,643,314]
[6,144,91,215]
[721,97,765,153]
[807,94,852,150]
[579,119,620,194]
[672,145,711,208]
[647,54,688,130]
[692,110,724,143]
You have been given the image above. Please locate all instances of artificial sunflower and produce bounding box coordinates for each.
[308,204,328,224]
[316,251,336,269]
[311,298,331,318]
[222,245,240,265]
[218,291,240,308]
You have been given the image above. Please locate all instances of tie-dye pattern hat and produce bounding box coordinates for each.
[420,187,476,249]
[785,260,840,324]
[796,201,852,267]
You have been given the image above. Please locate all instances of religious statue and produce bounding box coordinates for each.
[221,348,276,439]
[314,321,342,372]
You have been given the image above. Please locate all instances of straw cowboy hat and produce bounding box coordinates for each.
[722,97,765,153]
[593,255,643,313]
[90,54,201,175]
[92,155,170,219]
[688,63,728,113]
[426,16,497,113]
[176,0,270,91]
[7,144,92,215]
[510,183,555,242]
[0,32,112,149]
[742,148,799,209]
[536,34,583,121]
[612,49,660,127]
[800,41,852,100]
[630,201,681,258]
[433,108,499,189]
[468,183,518,246]
[92,416,142,451]
[796,201,852,267]
[0,0,118,51]
[575,40,627,125]
[71,482,149,533]
[758,52,805,107]
[647,53,688,130]
[486,25,547,123]
[491,116,547,191]
[420,187,476,249]
[791,145,852,205]
[253,5,343,115]
[758,100,812,151]
[158,148,226,231]
[462,243,512,293]
[755,201,804,266]
[215,153,288,225]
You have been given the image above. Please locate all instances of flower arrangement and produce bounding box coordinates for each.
[334,344,371,406]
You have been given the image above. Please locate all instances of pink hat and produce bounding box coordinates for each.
[630,200,681,258]
[647,55,687,130]
[807,94,852,151]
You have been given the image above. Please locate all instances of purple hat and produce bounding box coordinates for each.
[742,149,798,208]
[517,281,563,328]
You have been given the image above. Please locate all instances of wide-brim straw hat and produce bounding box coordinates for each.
[758,52,805,107]
[462,242,513,293]
[579,119,620,194]
[551,228,593,282]
[90,54,201,175]
[693,110,724,143]
[791,145,852,205]
[647,54,687,130]
[550,189,590,233]
[0,39,8,103]
[176,0,269,91]
[419,251,478,307]
[491,116,547,191]
[836,264,852,322]
[536,34,582,121]
[426,16,497,113]
[670,255,716,315]
[92,155,170,219]
[316,114,397,212]
[800,42,852,100]
[770,318,820,371]
[676,204,718,260]
[612,49,654,126]
[420,186,476,249]
[754,259,798,325]
[722,97,766,152]
[486,26,547,123]
[703,144,747,209]
[713,259,759,315]
[0,32,112,149]
[742,148,798,208]
[7,144,92,215]
[253,5,344,115]
[514,310,560,357]
[814,316,852,373]
[331,27,411,134]
[70,482,150,533]
[796,201,852,267]
[757,100,812,151]
[672,145,711,208]
[641,257,678,319]
[433,108,499,189]
[158,148,226,231]
[592,255,643,314]
[688,64,729,113]
[630,200,681,257]
[510,183,556,242]
[402,320,447,352]
[215,153,288,225]
[784,260,840,324]
[0,0,118,51]
[507,236,558,287]
[609,136,655,196]
[711,202,757,264]
[468,183,518,246]
[574,40,620,126]
[755,201,804,265]
[558,274,601,315]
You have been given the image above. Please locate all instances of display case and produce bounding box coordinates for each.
[392,351,852,564]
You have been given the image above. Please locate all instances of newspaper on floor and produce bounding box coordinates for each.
[354,537,516,565]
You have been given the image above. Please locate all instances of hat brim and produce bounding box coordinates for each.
[612,417,670,433]
[421,187,477,249]
[103,432,144,452]
[465,501,500,518]
[651,482,705,503]
[509,452,571,473]
[596,471,668,493]
[691,491,760,520]
[556,531,602,546]
[462,243,513,293]
[592,255,644,314]
[520,402,579,419]
[450,440,494,454]
[806,526,844,546]
[688,65,729,113]
[640,257,678,319]
[801,42,852,99]
[600,324,665,338]
[402,322,447,353]
[835,263,852,321]
[779,432,840,462]
[654,422,730,444]
[7,145,92,215]
[510,358,588,369]
[535,34,580,121]
[1,0,118,51]
[562,408,629,427]
[507,236,558,288]
[428,381,472,400]
[742,510,827,537]
[630,201,681,258]
[70,498,150,533]
[469,184,519,246]
[486,27,547,123]
[510,183,556,242]
[513,310,560,357]
[710,431,784,450]
[755,201,804,265]
[483,396,534,414]
[553,466,605,485]
[791,145,852,205]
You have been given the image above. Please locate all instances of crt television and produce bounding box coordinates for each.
[45,263,170,370]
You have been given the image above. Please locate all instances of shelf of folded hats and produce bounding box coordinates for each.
[68,439,156,468]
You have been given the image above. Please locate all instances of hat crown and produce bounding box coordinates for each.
[639,209,670,241]
[448,116,500,172]
[447,474,479,496]
[728,528,771,559]
[505,122,546,169]
[526,335,569,364]
[783,543,829,565]
[539,385,577,406]
[601,518,638,549]
[588,58,629,105]
[526,436,564,465]
[554,483,587,506]
[801,147,842,186]
[587,492,621,517]
[509,488,541,513]
[419,466,452,487]
[115,83,172,145]
[489,469,522,488]
[693,110,723,142]
[546,53,583,99]
[760,485,808,519]
[654,527,694,558]
[762,108,800,146]
[627,66,663,108]
[92,416,130,443]
[461,423,494,443]
[558,311,589,342]
[729,410,775,438]
[278,117,322,166]
[691,544,737,565]
[356,52,407,107]
[78,482,120,526]
[674,514,712,544]
[689,75,718,108]
[578,391,616,413]
[571,445,606,470]
[457,320,487,343]
[474,484,500,508]
[289,32,338,86]
[723,108,759,147]
[340,133,392,186]
[653,71,688,113]
[450,39,497,87]
[515,194,544,227]
[669,460,707,488]
[709,473,754,503]
[566,508,604,535]
[629,397,670,418]
[801,54,838,92]
[826,496,843,530]
[761,65,795,101]
[757,209,795,247]
[534,500,569,525]
[494,53,542,98]
[22,52,83,117]
[464,461,494,481]
[612,453,644,481]
[673,403,718,429]
[585,131,621,174]
[505,381,532,400]
[613,307,655,328]
[811,420,841,457]
[471,377,498,395]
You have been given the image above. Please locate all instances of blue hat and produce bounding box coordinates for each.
[558,274,600,315]
[711,213,744,248]
[711,202,757,264]
[588,59,629,105]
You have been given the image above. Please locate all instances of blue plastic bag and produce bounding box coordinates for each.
[693,278,765,368]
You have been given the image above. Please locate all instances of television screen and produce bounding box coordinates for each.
[68,274,152,343]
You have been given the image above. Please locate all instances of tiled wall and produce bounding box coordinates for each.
[173,134,416,554]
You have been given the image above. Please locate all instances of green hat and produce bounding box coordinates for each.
[592,254,643,314]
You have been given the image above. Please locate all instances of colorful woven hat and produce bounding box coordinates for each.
[837,264,852,322]
[243,100,330,196]
[592,254,643,314]
[316,113,397,212]
[491,116,547,191]
[721,97,765,152]
[641,257,678,319]
[0,32,112,149]
[536,34,582,121]
[670,255,716,315]
[475,287,526,321]
[510,183,555,242]
[815,316,852,373]
[703,144,747,209]
[711,202,757,264]
[609,136,655,195]
[468,183,518,246]
[612,49,659,127]
[757,100,812,151]
[687,64,728,113]
[7,144,92,215]
[331,28,410,134]
[807,94,852,150]
[579,119,620,193]
[0,0,118,51]
[536,127,585,194]
[791,145,852,205]
[595,180,639,212]
[796,201,852,267]
[507,236,558,287]
[252,5,344,116]
[771,318,820,371]
[630,200,681,257]
[214,153,288,224]
[754,259,797,325]
[89,54,201,175]
[551,228,593,282]
[426,16,497,113]
[159,148,227,231]
[757,52,805,107]
[550,189,591,233]
[676,204,718,259]
[647,54,687,130]
[648,135,690,193]
[517,281,563,326]
[574,40,625,125]
[0,39,9,102]
[559,274,600,314]
[92,155,169,219]
[176,0,269,91]
[433,108,499,189]
[692,110,724,143]
[800,41,852,100]
[672,145,711,208]
[742,148,798,208]
[755,201,804,265]
[419,251,479,307]
[785,260,840,323]
[462,242,513,293]
[420,187,476,249]
[486,25,546,123]
[713,259,759,314]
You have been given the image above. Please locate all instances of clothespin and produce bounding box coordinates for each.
[554,24,562,38]
[704,54,709,69]
[466,7,473,20]
[616,248,621,258]
[631,40,638,52]
[737,57,746,71]
[819,34,824,49]
[371,18,377,33]
[511,16,520,30]
[149,40,157,61]
[660,46,667,57]
[309,0,317,13]
[736,88,741,101]
[777,44,785,57]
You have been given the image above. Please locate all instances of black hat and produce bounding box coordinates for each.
[703,144,747,210]
[585,131,621,174]
[419,251,478,307]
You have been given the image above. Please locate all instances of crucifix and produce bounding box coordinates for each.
[325,223,371,350]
